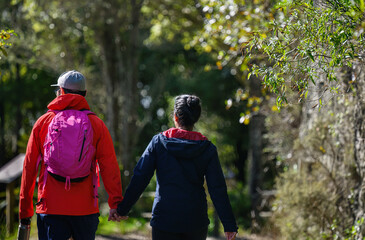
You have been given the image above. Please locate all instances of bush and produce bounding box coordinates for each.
[273,166,338,239]
[269,91,357,239]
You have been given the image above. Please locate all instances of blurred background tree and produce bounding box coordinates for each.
[1,0,365,239]
[1,0,254,237]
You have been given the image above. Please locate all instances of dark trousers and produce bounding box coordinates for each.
[152,227,208,240]
[37,213,99,240]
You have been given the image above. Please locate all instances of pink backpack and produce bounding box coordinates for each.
[40,109,98,203]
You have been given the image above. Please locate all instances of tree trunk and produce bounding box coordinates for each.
[248,113,265,230]
[99,22,120,146]
[353,60,365,236]
[235,136,248,184]
[248,74,265,231]
[0,71,5,166]
[93,0,144,187]
[14,62,22,155]
[119,0,143,185]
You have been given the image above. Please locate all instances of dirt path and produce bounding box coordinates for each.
[95,233,275,240]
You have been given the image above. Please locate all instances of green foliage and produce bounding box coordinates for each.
[227,181,251,228]
[151,0,280,119]
[0,29,15,58]
[96,215,149,236]
[246,0,365,106]
[0,214,38,240]
[322,218,365,240]
[144,0,203,45]
[20,0,101,71]
[273,166,339,240]
[187,0,275,70]
[205,181,251,234]
[0,64,56,161]
[0,0,266,236]
[271,92,358,239]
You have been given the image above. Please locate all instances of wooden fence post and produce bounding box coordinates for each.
[6,181,15,234]
[0,154,26,234]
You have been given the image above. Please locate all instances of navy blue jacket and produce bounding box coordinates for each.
[117,128,238,233]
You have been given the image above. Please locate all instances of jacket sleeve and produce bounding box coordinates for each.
[205,146,238,232]
[19,119,43,219]
[95,120,123,209]
[117,136,157,216]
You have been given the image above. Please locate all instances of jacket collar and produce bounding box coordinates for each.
[162,128,208,141]
[47,94,90,111]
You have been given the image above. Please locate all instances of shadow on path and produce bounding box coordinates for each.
[96,234,150,240]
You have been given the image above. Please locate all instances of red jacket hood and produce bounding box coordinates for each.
[47,94,90,111]
[162,128,208,141]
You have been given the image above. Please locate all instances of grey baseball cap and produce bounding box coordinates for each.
[51,70,86,91]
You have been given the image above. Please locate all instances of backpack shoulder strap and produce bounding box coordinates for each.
[81,109,96,116]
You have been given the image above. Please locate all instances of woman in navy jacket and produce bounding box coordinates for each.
[117,94,238,240]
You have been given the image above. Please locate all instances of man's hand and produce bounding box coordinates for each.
[225,232,237,240]
[108,208,129,222]
[20,218,31,225]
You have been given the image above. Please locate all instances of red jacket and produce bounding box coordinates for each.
[19,94,123,219]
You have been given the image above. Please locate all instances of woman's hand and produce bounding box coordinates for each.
[108,208,129,222]
[225,232,237,240]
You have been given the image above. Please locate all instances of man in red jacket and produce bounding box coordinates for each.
[19,70,124,239]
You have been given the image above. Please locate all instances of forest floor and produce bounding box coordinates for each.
[27,233,274,240]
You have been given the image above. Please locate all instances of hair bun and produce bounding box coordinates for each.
[174,94,202,128]
[187,96,200,108]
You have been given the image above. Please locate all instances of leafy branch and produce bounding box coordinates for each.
[0,29,16,58]
[244,0,365,106]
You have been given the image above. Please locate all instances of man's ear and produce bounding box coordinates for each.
[60,87,65,95]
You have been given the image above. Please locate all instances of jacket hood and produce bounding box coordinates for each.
[159,128,211,159]
[47,94,90,111]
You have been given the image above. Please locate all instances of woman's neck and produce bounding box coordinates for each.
[176,126,193,131]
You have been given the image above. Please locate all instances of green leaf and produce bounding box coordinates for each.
[310,75,315,85]
[307,50,314,62]
[0,47,8,57]
[247,72,252,80]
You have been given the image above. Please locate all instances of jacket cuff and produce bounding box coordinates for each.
[117,201,129,216]
[223,225,238,233]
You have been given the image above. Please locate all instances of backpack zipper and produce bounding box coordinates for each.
[78,130,87,162]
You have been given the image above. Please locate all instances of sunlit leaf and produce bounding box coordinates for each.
[319,146,326,153]
[216,61,222,70]
[243,117,250,125]
[271,105,279,112]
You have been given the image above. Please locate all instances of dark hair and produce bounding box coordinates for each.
[174,94,201,128]
[62,87,87,97]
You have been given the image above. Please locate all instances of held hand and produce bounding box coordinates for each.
[20,218,31,225]
[225,232,237,240]
[108,209,129,222]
